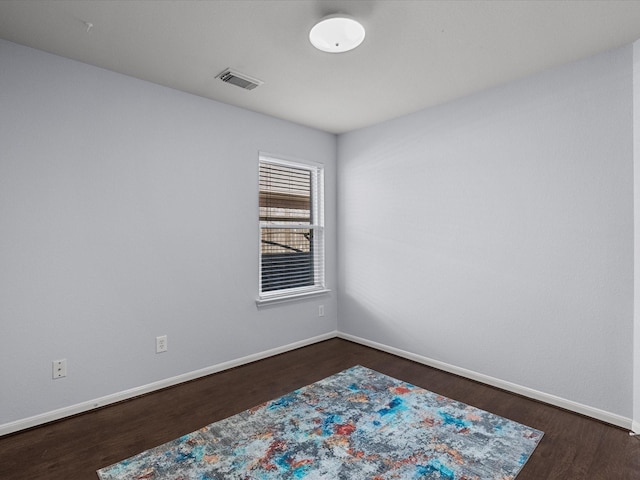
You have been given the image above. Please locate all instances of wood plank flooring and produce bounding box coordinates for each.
[1,338,639,479]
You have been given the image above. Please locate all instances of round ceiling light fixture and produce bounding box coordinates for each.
[309,14,365,53]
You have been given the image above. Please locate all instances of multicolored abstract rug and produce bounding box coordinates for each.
[97,365,543,479]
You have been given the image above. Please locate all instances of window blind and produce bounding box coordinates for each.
[259,156,324,297]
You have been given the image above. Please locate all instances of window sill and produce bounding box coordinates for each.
[256,288,331,307]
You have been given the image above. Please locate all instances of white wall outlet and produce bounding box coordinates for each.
[318,305,325,317]
[156,335,168,353]
[52,359,67,379]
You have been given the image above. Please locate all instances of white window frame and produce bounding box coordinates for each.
[257,153,328,305]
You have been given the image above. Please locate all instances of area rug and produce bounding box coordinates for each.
[97,365,543,479]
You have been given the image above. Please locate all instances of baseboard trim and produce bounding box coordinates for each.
[338,332,633,430]
[3,330,632,436]
[0,331,338,437]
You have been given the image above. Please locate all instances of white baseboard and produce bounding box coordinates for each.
[0,331,338,437]
[338,332,633,430]
[3,330,633,436]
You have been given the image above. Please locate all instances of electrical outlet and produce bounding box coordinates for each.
[156,335,168,353]
[318,305,325,317]
[52,359,67,379]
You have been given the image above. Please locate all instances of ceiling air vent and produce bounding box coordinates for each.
[216,68,263,91]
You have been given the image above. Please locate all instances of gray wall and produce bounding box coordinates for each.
[338,46,634,418]
[634,39,640,432]
[0,39,337,426]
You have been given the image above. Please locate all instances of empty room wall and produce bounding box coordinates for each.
[634,39,640,433]
[338,45,634,422]
[0,39,337,431]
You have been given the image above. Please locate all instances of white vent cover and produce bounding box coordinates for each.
[216,68,263,90]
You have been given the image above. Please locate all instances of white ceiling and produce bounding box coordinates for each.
[2,0,640,134]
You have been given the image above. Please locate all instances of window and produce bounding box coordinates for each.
[258,154,326,302]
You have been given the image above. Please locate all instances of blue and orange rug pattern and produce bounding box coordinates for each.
[97,365,543,479]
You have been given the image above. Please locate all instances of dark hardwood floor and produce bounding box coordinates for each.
[1,338,639,479]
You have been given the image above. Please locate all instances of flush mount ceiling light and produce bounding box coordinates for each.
[309,14,365,53]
